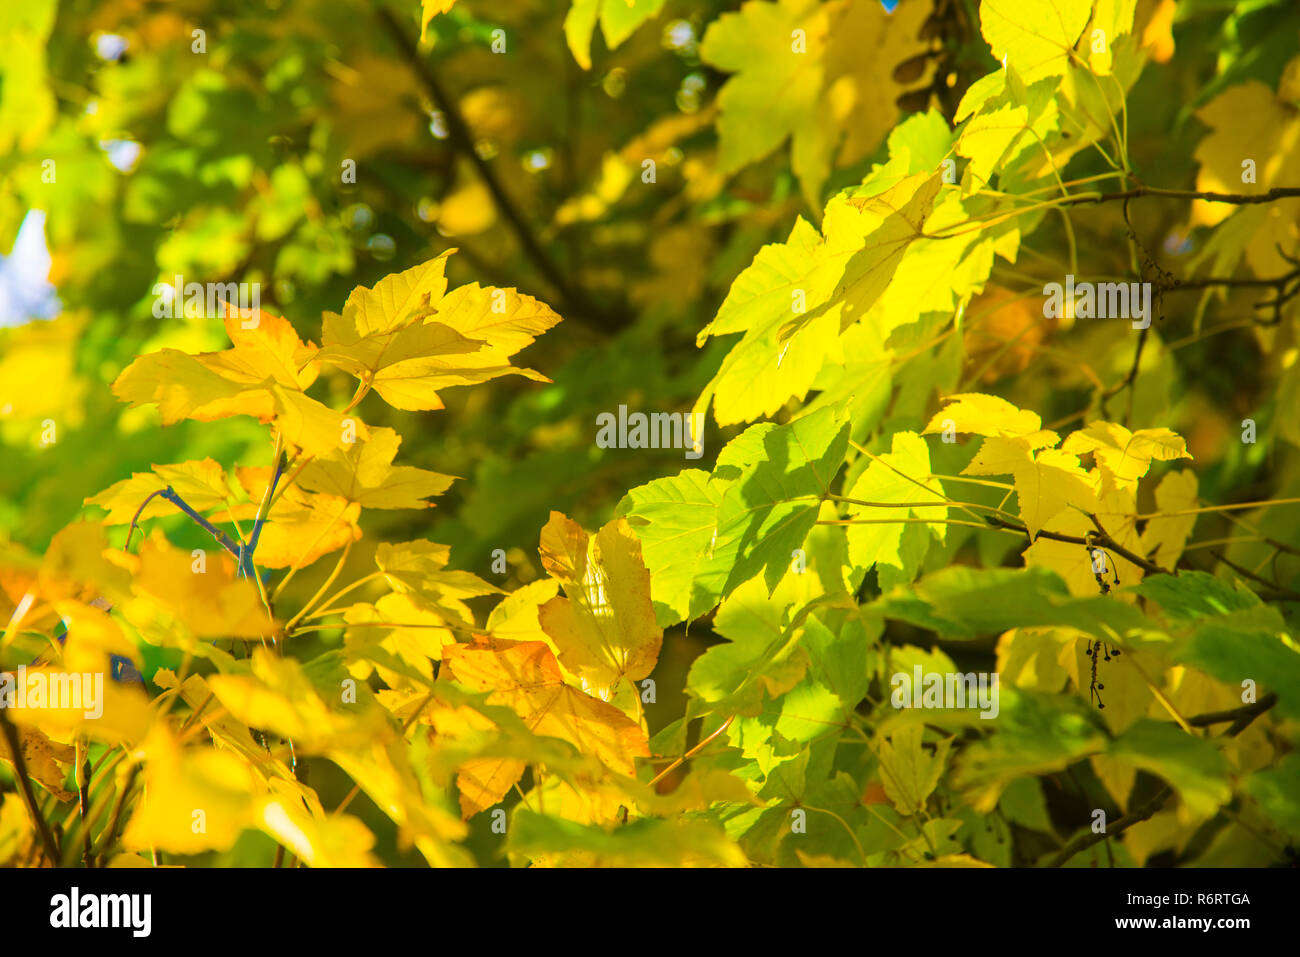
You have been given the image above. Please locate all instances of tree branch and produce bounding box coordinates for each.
[984,515,1170,577]
[1067,185,1300,208]
[1048,692,1279,866]
[1186,692,1278,729]
[0,708,61,865]
[376,6,628,332]
[1047,785,1171,867]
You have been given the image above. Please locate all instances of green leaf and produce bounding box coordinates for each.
[876,724,952,816]
[712,404,850,596]
[1107,720,1231,817]
[617,468,731,626]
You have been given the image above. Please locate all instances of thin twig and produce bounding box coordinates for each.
[0,708,60,865]
[375,6,626,331]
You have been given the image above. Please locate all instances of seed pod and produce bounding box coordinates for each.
[893,52,930,84]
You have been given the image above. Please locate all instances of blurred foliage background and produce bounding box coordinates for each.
[2,0,1300,864]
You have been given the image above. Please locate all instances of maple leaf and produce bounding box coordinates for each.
[0,724,76,802]
[318,255,560,411]
[297,427,456,509]
[84,458,240,524]
[344,592,461,683]
[207,648,386,751]
[122,726,259,854]
[119,534,274,640]
[701,0,930,207]
[441,637,650,815]
[923,392,1058,446]
[618,469,728,626]
[1060,421,1191,494]
[845,431,947,581]
[1139,470,1199,571]
[112,303,319,424]
[375,540,503,607]
[924,394,1104,537]
[564,0,667,71]
[537,512,663,694]
[214,467,361,570]
[876,724,952,816]
[979,0,1091,83]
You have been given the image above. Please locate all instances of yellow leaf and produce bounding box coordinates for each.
[153,670,308,797]
[344,592,460,682]
[297,426,456,509]
[257,795,379,867]
[270,387,372,458]
[328,737,470,865]
[84,458,240,524]
[121,534,274,639]
[216,467,361,570]
[123,726,259,854]
[702,0,930,206]
[537,512,663,694]
[1140,0,1175,64]
[420,0,457,43]
[319,255,559,412]
[924,392,1058,446]
[1060,421,1191,493]
[51,600,140,673]
[1012,447,1100,539]
[980,0,1091,83]
[112,304,318,425]
[207,648,383,751]
[0,724,75,802]
[4,666,153,747]
[375,540,503,616]
[442,638,650,808]
[1140,470,1199,571]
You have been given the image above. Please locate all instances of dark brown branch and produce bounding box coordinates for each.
[1066,185,1300,208]
[376,6,628,332]
[1048,693,1279,866]
[1186,692,1278,729]
[1047,785,1171,867]
[985,515,1170,577]
[1211,552,1300,603]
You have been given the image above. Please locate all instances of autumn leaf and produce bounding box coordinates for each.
[537,512,663,694]
[297,427,456,509]
[375,539,504,621]
[979,0,1091,83]
[924,392,1058,447]
[565,0,667,72]
[318,254,560,411]
[701,0,930,206]
[0,724,75,802]
[112,303,319,425]
[122,726,258,854]
[420,0,457,44]
[206,648,386,751]
[84,458,240,524]
[119,534,274,639]
[1060,421,1192,494]
[442,638,650,815]
[214,467,361,570]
